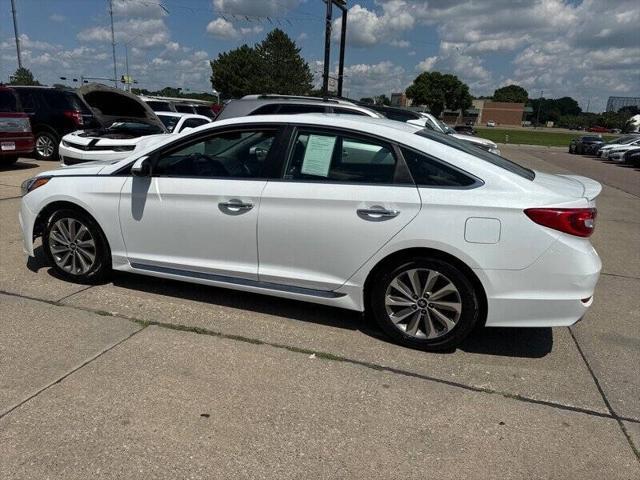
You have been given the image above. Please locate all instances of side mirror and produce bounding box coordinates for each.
[131,156,151,176]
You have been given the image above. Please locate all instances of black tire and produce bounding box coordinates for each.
[0,155,18,166]
[43,208,111,283]
[369,257,480,351]
[34,130,59,161]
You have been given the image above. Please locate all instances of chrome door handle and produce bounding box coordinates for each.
[219,200,253,212]
[357,207,400,220]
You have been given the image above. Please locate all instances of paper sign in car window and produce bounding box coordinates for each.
[300,134,336,177]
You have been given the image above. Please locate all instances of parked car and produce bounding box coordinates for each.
[596,134,640,158]
[0,86,34,166]
[409,113,502,155]
[587,125,609,133]
[140,95,220,119]
[59,84,212,165]
[622,147,640,166]
[217,94,384,120]
[486,120,496,127]
[569,135,604,154]
[20,114,602,351]
[453,125,476,135]
[11,86,98,161]
[605,140,640,162]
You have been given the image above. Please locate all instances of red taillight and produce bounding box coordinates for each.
[63,110,84,127]
[524,208,597,237]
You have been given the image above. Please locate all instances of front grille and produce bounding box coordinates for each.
[62,155,89,165]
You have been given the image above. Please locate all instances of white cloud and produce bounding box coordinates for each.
[416,57,437,72]
[212,0,300,17]
[206,18,239,39]
[334,2,415,47]
[78,18,169,48]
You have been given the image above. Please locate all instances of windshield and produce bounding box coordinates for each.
[107,121,163,135]
[158,115,179,133]
[415,128,535,180]
[0,90,18,112]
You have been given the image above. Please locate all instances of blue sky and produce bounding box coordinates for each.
[1,0,638,112]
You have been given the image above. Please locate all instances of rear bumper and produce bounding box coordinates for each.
[0,134,34,156]
[479,234,601,327]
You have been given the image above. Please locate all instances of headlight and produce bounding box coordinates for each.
[21,176,51,196]
[489,148,501,155]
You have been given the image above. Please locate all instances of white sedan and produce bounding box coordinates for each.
[58,84,211,166]
[20,114,602,350]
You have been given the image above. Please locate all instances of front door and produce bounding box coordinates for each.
[119,126,283,280]
[258,127,421,291]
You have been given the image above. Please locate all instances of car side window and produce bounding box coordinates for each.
[332,107,368,116]
[181,118,209,131]
[17,91,36,112]
[400,147,477,187]
[284,130,398,184]
[153,129,277,179]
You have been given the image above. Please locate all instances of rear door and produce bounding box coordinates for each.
[257,126,421,291]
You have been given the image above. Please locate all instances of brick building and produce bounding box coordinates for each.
[475,100,526,126]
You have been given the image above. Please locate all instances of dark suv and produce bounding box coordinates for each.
[11,86,97,160]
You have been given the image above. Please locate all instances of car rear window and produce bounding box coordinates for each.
[415,128,535,180]
[146,100,172,111]
[158,115,179,133]
[174,104,196,114]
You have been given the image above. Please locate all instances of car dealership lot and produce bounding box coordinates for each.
[0,146,638,478]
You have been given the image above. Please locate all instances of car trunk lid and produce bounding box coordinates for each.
[77,83,167,133]
[533,171,602,200]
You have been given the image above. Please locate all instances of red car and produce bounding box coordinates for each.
[0,86,34,166]
[587,125,609,133]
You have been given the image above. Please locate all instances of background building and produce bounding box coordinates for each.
[390,92,409,107]
[606,96,640,112]
[474,100,527,126]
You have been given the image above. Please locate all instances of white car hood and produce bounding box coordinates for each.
[44,162,109,177]
[609,144,640,153]
[63,131,168,147]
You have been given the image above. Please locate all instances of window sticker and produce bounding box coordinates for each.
[300,134,336,177]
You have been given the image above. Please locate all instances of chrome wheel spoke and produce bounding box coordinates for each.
[423,310,438,339]
[389,307,416,324]
[76,246,95,264]
[406,269,422,298]
[430,300,461,313]
[50,231,69,246]
[385,295,415,307]
[390,277,415,301]
[67,219,77,240]
[406,311,422,336]
[429,306,457,330]
[422,270,439,297]
[430,283,457,301]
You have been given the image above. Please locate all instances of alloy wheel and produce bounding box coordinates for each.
[48,218,97,275]
[36,135,55,158]
[384,268,462,339]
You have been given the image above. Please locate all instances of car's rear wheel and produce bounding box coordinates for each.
[34,131,59,161]
[43,208,111,283]
[369,257,480,351]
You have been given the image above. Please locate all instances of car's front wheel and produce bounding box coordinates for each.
[34,131,59,161]
[369,257,480,351]
[43,208,111,283]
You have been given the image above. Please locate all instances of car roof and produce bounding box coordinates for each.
[218,97,382,120]
[155,111,210,120]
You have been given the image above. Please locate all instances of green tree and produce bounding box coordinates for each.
[492,84,528,103]
[376,94,391,106]
[360,97,374,104]
[210,44,263,98]
[210,29,312,98]
[405,71,472,117]
[254,29,313,95]
[9,67,41,86]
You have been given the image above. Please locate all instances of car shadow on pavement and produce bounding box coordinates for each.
[28,246,553,359]
[0,160,40,172]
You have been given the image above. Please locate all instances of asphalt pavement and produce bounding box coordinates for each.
[0,147,638,479]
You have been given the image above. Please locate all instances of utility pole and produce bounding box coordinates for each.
[10,0,22,69]
[321,1,348,98]
[322,0,332,98]
[535,89,544,127]
[109,0,118,88]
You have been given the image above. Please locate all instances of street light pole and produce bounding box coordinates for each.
[109,0,118,88]
[10,0,22,69]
